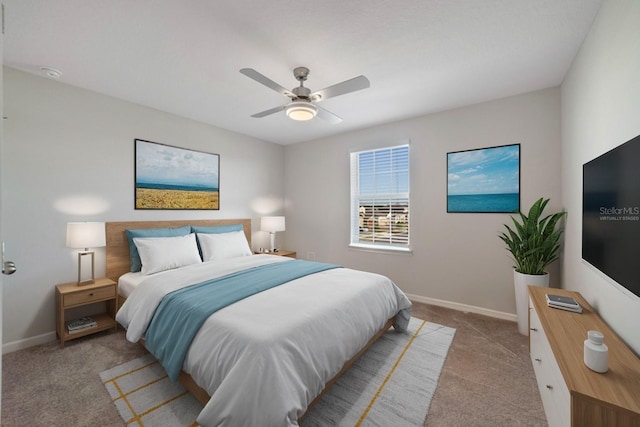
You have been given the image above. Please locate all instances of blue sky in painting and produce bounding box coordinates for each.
[136,140,219,187]
[447,145,519,196]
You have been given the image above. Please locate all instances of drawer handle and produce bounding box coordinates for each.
[89,293,94,296]
[546,384,553,390]
[534,358,542,362]
[530,327,538,332]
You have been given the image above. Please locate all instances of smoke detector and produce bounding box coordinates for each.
[40,67,62,79]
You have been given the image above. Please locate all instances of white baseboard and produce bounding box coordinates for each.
[407,293,517,322]
[2,331,56,354]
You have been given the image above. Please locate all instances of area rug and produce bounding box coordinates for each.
[100,317,455,426]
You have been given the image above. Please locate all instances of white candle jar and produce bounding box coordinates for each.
[584,330,608,373]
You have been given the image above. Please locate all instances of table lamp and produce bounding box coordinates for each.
[261,216,285,253]
[66,222,106,285]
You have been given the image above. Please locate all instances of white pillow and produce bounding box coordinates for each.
[197,230,252,261]
[133,233,202,275]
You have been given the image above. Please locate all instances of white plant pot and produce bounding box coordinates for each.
[514,270,549,335]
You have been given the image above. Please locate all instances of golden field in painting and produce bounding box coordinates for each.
[136,188,219,209]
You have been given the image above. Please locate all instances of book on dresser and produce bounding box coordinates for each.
[66,316,98,333]
[546,293,582,313]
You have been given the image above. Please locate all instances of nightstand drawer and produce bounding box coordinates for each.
[278,251,297,258]
[64,285,116,307]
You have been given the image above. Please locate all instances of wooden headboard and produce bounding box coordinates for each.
[105,219,252,280]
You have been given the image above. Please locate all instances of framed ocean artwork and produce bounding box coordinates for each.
[447,144,520,213]
[134,139,220,210]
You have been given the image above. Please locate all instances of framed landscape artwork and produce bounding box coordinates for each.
[135,139,220,210]
[447,143,520,213]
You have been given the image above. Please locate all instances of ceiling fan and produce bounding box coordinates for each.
[240,67,370,123]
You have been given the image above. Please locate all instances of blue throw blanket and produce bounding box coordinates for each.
[144,259,340,381]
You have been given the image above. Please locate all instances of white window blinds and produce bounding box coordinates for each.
[350,144,410,250]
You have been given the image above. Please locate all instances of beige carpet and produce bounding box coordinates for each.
[1,302,546,426]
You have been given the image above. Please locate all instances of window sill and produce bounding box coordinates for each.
[348,243,413,255]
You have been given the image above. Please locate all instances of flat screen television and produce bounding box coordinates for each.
[582,134,640,298]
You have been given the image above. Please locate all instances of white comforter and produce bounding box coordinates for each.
[116,255,412,427]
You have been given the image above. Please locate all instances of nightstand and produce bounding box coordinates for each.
[55,277,118,349]
[274,250,296,258]
[255,250,297,258]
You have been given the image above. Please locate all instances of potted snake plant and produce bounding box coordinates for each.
[499,198,567,335]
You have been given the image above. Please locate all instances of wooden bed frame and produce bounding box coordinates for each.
[105,218,395,418]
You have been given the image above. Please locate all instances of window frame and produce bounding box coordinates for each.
[349,143,411,254]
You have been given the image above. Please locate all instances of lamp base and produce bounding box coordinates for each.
[77,251,96,286]
[269,232,276,253]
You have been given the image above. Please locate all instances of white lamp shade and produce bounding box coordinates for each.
[261,216,286,233]
[66,222,106,249]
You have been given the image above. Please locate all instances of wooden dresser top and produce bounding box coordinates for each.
[529,286,640,416]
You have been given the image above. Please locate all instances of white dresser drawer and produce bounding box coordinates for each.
[529,299,570,427]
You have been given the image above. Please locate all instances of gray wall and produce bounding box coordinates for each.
[561,0,640,354]
[284,87,562,318]
[2,68,285,350]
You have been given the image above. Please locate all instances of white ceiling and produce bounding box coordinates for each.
[3,0,603,145]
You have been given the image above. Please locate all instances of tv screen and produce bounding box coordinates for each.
[582,134,640,298]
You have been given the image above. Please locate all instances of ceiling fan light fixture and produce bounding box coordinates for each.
[285,101,317,121]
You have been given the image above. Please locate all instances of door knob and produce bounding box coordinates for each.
[2,242,17,275]
[2,261,16,275]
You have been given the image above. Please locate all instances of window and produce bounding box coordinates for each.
[350,144,410,251]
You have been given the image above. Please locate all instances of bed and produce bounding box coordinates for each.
[107,219,412,427]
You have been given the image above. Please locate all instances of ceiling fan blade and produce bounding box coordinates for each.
[250,105,286,118]
[310,75,370,102]
[240,68,294,98]
[316,105,343,124]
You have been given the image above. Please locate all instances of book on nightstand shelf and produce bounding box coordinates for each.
[66,316,98,333]
[546,293,583,313]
